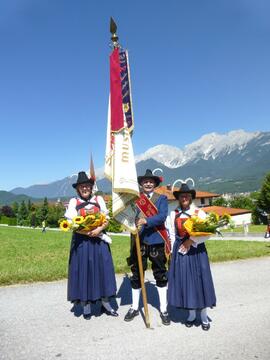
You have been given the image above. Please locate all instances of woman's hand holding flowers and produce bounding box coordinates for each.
[179,238,193,254]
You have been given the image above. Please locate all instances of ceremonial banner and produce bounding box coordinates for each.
[104,48,139,233]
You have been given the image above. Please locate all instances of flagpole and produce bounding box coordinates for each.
[110,17,151,328]
[135,231,150,328]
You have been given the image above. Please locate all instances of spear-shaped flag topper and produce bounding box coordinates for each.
[90,153,98,193]
[110,17,119,48]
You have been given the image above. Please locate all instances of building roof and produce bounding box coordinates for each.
[154,186,220,201]
[154,186,176,200]
[203,206,252,216]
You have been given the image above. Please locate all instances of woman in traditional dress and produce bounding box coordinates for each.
[65,171,118,319]
[167,182,216,330]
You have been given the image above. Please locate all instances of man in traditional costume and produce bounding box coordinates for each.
[124,169,170,325]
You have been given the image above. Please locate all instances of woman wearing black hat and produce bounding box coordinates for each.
[65,171,118,319]
[167,182,216,330]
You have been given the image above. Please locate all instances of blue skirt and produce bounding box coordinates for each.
[168,237,216,309]
[67,233,117,303]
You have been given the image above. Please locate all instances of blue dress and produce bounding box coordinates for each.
[67,233,117,303]
[65,195,117,303]
[168,209,216,309]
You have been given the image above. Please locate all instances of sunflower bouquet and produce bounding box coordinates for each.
[184,212,234,237]
[59,213,107,232]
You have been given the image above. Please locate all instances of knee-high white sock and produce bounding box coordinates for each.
[131,288,141,310]
[200,308,208,324]
[157,286,167,313]
[187,309,196,322]
[101,297,113,312]
[83,302,91,315]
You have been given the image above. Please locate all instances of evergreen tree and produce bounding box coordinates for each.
[257,172,270,212]
[12,202,19,216]
[255,172,270,224]
[40,197,49,221]
[27,199,32,212]
[30,212,37,228]
[17,201,29,226]
[47,204,65,227]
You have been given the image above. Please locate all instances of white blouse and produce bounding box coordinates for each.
[166,204,211,251]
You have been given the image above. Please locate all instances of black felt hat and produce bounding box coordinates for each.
[137,169,161,187]
[72,171,94,189]
[173,183,196,200]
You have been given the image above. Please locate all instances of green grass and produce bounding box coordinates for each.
[222,224,266,233]
[0,226,270,285]
[207,240,270,262]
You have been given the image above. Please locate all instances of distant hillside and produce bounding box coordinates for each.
[0,191,38,205]
[0,191,70,206]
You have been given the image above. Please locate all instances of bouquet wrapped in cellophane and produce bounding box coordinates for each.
[59,213,106,232]
[184,212,234,237]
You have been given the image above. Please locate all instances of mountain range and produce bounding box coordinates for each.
[9,130,270,199]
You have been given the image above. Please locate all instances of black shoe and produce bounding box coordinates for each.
[124,308,139,322]
[202,322,210,331]
[185,319,195,328]
[101,305,119,317]
[83,313,91,320]
[160,311,171,326]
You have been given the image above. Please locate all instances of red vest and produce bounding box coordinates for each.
[174,209,199,238]
[76,196,100,217]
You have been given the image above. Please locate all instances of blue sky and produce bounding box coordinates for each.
[0,0,270,190]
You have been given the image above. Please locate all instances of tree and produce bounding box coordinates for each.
[47,204,65,227]
[17,201,29,226]
[30,212,37,228]
[257,172,270,213]
[0,205,14,217]
[229,196,255,210]
[212,197,228,207]
[255,172,270,224]
[27,199,33,212]
[12,202,19,216]
[40,197,49,221]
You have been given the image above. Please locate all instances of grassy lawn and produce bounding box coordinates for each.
[222,224,266,233]
[0,226,270,286]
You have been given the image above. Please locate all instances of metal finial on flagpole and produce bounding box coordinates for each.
[110,17,119,48]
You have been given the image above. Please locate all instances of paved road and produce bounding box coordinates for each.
[1,257,270,360]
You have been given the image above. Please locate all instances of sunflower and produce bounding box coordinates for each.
[207,212,219,223]
[221,213,231,222]
[73,216,84,225]
[60,220,71,232]
[184,211,232,237]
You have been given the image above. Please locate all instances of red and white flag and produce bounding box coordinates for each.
[104,48,139,233]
